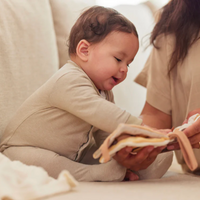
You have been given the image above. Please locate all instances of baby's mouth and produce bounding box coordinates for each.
[112,76,119,83]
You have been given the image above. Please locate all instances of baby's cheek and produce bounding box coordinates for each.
[123,73,127,81]
[119,76,126,84]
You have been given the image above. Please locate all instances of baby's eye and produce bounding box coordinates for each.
[115,57,121,62]
[127,64,130,67]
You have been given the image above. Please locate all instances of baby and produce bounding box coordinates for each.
[0,6,171,181]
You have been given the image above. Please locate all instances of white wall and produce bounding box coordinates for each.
[96,0,147,7]
[96,0,169,8]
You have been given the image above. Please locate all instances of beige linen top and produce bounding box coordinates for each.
[135,34,200,172]
[0,60,142,162]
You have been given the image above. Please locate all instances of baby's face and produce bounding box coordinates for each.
[85,31,139,91]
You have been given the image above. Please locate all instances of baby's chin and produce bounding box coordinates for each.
[97,81,121,91]
[103,84,116,91]
[98,87,113,91]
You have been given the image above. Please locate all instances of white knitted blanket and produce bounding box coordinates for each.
[0,153,78,200]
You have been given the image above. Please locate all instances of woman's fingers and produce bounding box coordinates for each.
[187,109,200,119]
[133,146,166,170]
[192,143,200,149]
[188,133,200,145]
[184,119,200,138]
[128,147,163,171]
[114,146,153,169]
[167,135,200,150]
[182,119,200,148]
[113,146,133,162]
[167,142,180,150]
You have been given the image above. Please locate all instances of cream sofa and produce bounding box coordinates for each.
[1,0,200,199]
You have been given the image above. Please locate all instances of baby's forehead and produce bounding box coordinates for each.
[106,31,138,45]
[90,31,138,53]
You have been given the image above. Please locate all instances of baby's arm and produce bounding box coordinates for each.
[49,73,142,134]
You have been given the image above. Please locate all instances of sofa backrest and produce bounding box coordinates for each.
[49,0,94,68]
[0,0,155,139]
[0,0,58,138]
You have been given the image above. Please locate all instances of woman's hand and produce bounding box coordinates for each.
[183,119,200,148]
[114,102,171,174]
[167,109,200,150]
[183,109,200,148]
[184,109,200,147]
[113,145,166,172]
[113,122,169,173]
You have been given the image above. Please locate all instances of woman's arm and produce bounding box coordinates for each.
[140,101,172,129]
[113,101,172,173]
[141,104,200,151]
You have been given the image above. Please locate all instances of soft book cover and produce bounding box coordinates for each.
[93,114,200,171]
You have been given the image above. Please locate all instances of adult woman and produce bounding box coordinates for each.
[132,0,200,174]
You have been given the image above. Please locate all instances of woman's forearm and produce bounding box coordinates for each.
[140,102,172,129]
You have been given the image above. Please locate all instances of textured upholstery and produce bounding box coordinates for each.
[0,0,58,137]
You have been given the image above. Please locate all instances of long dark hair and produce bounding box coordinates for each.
[151,0,200,70]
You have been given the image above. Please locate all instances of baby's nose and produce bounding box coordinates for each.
[120,64,128,73]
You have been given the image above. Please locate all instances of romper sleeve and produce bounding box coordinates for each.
[49,71,142,133]
[135,35,172,115]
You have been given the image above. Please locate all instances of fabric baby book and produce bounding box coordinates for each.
[93,114,200,171]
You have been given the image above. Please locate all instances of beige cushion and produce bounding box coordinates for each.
[0,0,58,137]
[49,0,93,68]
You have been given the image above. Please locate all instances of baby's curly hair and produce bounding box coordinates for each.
[68,6,138,55]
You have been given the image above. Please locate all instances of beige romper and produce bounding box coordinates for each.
[0,60,142,181]
[135,34,200,174]
[0,60,172,181]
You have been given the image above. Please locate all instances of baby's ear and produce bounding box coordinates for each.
[76,39,90,61]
